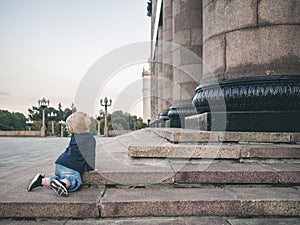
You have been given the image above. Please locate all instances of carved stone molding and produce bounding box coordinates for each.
[192,75,300,114]
[168,104,197,128]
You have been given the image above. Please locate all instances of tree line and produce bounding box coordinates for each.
[0,103,147,136]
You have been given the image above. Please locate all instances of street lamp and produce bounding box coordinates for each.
[47,112,57,136]
[38,97,49,137]
[59,120,66,137]
[100,97,112,137]
[26,120,33,131]
[96,112,103,136]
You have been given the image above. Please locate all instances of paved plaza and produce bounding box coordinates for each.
[0,136,112,173]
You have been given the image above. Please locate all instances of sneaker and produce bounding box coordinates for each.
[27,173,45,191]
[50,180,68,197]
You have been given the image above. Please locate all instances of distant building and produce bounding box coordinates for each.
[142,67,151,124]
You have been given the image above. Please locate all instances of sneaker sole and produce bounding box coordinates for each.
[27,173,43,192]
[50,180,68,197]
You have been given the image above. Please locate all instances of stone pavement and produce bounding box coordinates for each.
[0,129,300,224]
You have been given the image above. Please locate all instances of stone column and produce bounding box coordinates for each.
[161,0,173,112]
[192,0,300,132]
[156,26,164,117]
[169,0,202,127]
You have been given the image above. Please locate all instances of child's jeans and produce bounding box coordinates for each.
[50,164,82,192]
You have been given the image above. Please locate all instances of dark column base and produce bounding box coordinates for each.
[188,111,300,132]
[168,104,197,128]
[192,75,300,132]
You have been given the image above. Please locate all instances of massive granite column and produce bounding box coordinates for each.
[168,0,202,127]
[192,0,300,132]
[150,0,159,122]
[154,0,174,127]
[161,0,173,113]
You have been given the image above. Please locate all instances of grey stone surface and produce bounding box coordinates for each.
[150,128,296,143]
[203,0,257,41]
[291,133,300,143]
[259,0,300,25]
[100,187,241,217]
[226,25,300,79]
[0,220,66,225]
[262,163,300,184]
[100,187,300,217]
[128,143,240,159]
[173,29,191,47]
[66,217,230,225]
[0,137,69,173]
[191,27,202,46]
[227,187,300,216]
[1,217,300,225]
[203,34,225,81]
[173,162,278,184]
[240,144,300,159]
[228,218,300,225]
[0,185,101,218]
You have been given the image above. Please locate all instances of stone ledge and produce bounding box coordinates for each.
[148,128,299,143]
[1,217,300,225]
[173,162,278,184]
[128,143,300,159]
[99,187,300,217]
[0,187,101,218]
[82,169,174,186]
[128,144,241,159]
[82,162,300,186]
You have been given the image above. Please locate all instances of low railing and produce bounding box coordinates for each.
[0,130,42,137]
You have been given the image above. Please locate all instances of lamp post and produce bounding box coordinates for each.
[47,112,57,135]
[26,120,33,131]
[38,97,49,137]
[100,97,112,137]
[96,112,103,136]
[59,120,65,137]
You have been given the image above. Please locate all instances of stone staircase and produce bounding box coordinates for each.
[0,128,300,224]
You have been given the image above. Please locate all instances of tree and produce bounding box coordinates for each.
[109,110,147,131]
[0,110,26,131]
[111,111,130,130]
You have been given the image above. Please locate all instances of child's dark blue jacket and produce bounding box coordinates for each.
[55,133,96,174]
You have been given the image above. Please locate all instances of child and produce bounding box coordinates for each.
[27,111,96,197]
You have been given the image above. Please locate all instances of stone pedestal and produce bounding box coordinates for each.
[186,111,300,132]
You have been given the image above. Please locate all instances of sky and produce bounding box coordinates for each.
[0,0,151,118]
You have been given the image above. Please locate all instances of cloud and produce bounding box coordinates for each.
[0,91,10,97]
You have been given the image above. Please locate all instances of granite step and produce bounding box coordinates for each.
[148,128,300,144]
[1,217,300,225]
[128,142,300,159]
[82,162,300,186]
[0,187,103,218]
[99,186,300,218]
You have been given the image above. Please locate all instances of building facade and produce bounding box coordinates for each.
[149,0,300,132]
[142,67,151,124]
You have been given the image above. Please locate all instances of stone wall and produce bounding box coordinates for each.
[202,0,300,83]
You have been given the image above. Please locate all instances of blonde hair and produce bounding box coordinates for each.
[66,111,92,134]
